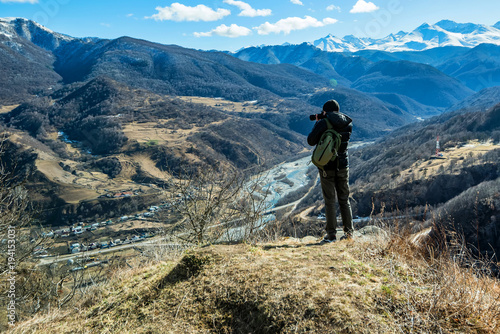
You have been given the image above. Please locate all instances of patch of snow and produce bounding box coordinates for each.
[0,31,13,39]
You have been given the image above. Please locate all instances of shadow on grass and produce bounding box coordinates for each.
[156,252,214,289]
[213,298,285,333]
[261,242,325,250]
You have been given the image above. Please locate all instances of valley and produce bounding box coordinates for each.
[0,15,498,278]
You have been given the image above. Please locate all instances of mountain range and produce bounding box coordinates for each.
[313,20,500,52]
[1,17,499,131]
[235,43,499,100]
[0,18,333,104]
[0,17,430,141]
[2,17,499,134]
[235,43,484,112]
[0,17,499,273]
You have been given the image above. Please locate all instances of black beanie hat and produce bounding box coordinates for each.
[323,100,340,112]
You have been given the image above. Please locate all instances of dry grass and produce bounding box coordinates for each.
[128,154,172,180]
[122,120,224,147]
[122,122,181,145]
[380,226,500,333]
[393,140,500,187]
[175,96,276,114]
[0,105,19,114]
[8,228,500,334]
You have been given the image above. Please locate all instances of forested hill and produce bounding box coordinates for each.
[52,36,332,102]
[350,102,500,189]
[1,18,330,104]
[348,101,500,264]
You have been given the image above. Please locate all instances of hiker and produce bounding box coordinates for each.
[307,99,354,243]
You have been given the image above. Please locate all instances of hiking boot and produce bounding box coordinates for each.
[340,233,353,241]
[320,235,336,244]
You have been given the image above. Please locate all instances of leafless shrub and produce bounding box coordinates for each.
[0,134,47,327]
[165,164,271,245]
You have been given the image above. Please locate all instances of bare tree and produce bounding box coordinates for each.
[229,175,273,241]
[166,165,270,244]
[0,133,46,327]
[0,139,37,277]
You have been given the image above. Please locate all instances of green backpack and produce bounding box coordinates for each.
[311,119,342,173]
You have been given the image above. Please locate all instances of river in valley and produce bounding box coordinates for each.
[223,142,373,240]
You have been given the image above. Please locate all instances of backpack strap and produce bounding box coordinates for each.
[325,118,333,130]
[325,118,341,160]
[317,118,341,176]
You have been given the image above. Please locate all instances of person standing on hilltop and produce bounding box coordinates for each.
[307,100,354,243]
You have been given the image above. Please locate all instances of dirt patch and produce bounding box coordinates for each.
[34,151,157,204]
[107,219,166,232]
[0,104,19,114]
[36,160,76,184]
[175,96,276,114]
[8,132,56,160]
[123,122,199,146]
[58,185,100,204]
[130,154,170,180]
[46,131,59,141]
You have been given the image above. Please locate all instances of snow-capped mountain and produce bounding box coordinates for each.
[314,20,500,52]
[0,17,76,51]
[314,34,370,52]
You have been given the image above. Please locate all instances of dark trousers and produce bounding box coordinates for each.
[319,168,353,238]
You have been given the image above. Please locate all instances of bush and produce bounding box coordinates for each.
[94,157,122,178]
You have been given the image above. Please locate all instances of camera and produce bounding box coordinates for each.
[309,113,327,121]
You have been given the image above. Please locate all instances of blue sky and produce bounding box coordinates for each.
[1,0,499,51]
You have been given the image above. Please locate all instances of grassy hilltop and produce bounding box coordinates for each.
[9,230,500,334]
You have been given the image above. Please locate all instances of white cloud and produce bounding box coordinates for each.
[0,0,38,3]
[126,13,134,18]
[194,24,252,38]
[147,3,230,22]
[326,4,341,12]
[350,0,379,13]
[223,0,271,17]
[100,23,111,28]
[255,16,338,35]
[290,0,304,5]
[322,18,338,25]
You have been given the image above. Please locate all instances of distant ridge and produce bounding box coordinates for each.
[313,20,500,52]
[0,17,76,51]
[447,86,500,113]
[0,17,330,103]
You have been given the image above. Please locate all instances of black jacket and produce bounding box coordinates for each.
[307,112,353,170]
